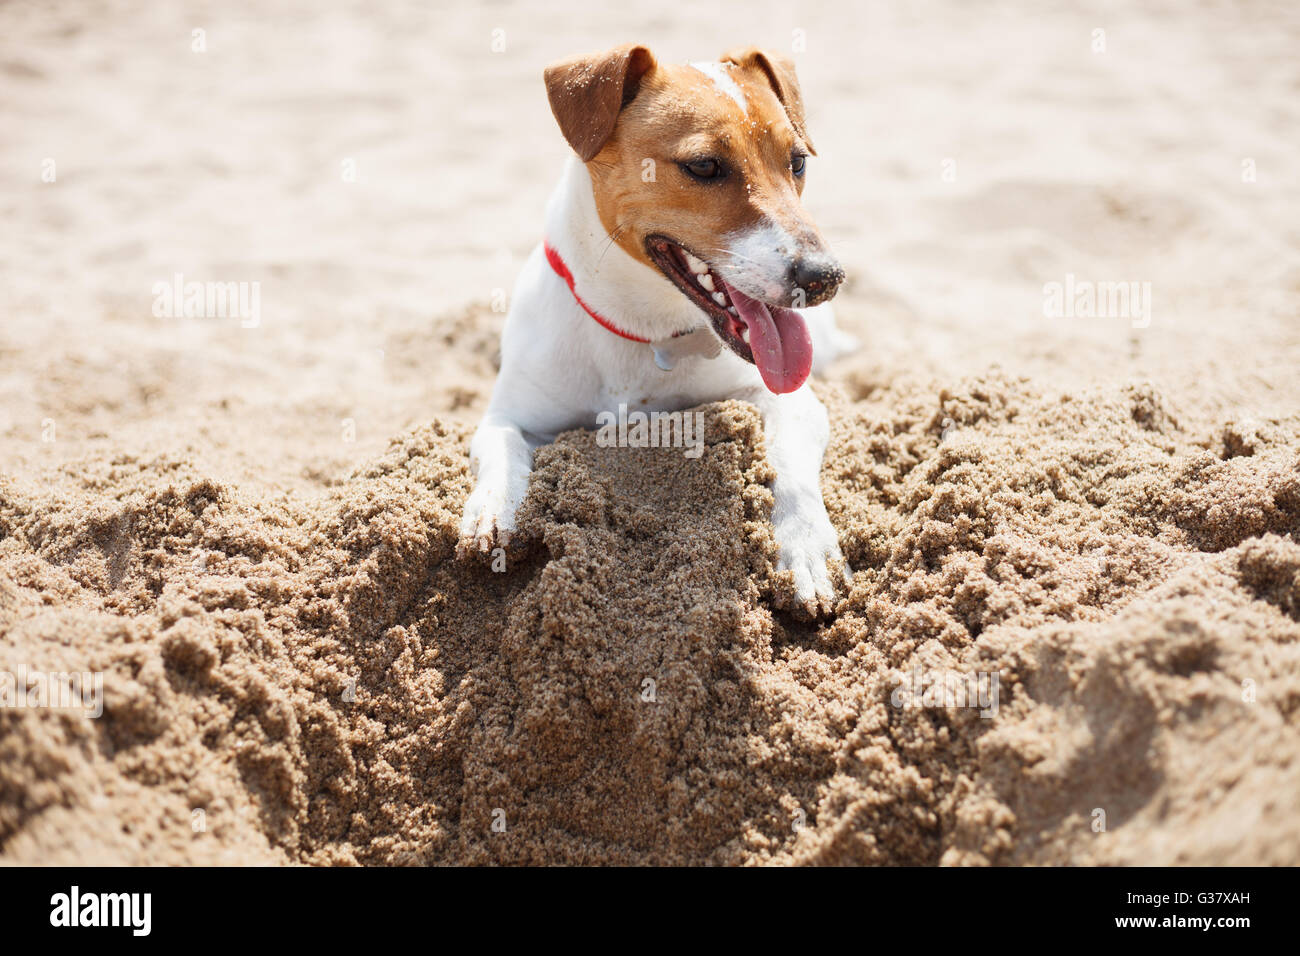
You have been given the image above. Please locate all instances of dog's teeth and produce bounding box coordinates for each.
[727,306,737,315]
[741,326,750,344]
[686,254,708,275]
[712,291,726,307]
[698,273,715,292]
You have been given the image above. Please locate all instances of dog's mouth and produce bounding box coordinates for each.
[646,235,813,394]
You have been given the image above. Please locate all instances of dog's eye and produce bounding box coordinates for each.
[791,153,807,176]
[681,158,722,181]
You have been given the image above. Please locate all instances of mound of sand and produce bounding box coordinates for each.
[3,0,1299,866]
[3,373,1297,865]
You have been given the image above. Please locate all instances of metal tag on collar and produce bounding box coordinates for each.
[650,328,722,371]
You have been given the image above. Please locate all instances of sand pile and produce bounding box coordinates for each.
[3,0,1298,867]
[3,372,1297,865]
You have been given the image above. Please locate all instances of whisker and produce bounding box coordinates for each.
[692,245,756,264]
[597,223,628,263]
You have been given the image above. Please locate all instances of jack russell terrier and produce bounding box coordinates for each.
[458,43,858,615]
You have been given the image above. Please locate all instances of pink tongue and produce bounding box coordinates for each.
[721,280,813,394]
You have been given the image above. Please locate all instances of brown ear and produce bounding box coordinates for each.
[721,47,815,154]
[544,44,657,162]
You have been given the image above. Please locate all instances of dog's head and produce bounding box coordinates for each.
[545,44,843,394]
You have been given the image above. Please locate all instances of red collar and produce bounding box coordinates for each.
[543,239,652,344]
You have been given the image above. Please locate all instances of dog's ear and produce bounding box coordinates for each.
[721,47,815,154]
[544,44,657,162]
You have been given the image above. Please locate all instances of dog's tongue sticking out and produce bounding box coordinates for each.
[721,280,813,394]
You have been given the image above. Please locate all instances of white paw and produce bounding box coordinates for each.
[457,476,526,558]
[773,509,851,616]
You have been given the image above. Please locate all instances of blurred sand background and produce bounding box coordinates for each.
[1,0,1298,865]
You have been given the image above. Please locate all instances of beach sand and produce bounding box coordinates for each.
[2,0,1298,865]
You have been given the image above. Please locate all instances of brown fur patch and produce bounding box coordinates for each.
[580,55,822,271]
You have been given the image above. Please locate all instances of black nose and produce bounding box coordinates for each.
[789,255,845,305]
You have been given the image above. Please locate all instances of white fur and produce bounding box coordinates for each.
[688,61,749,115]
[720,219,801,301]
[460,157,855,610]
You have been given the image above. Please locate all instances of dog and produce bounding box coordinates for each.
[458,43,858,615]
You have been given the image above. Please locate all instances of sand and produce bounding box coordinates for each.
[2,0,1299,865]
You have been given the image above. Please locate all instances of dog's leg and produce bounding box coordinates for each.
[458,412,536,556]
[750,386,850,615]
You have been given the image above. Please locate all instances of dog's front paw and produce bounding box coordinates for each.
[457,478,525,559]
[772,511,852,618]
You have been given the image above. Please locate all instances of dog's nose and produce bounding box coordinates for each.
[790,255,845,305]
